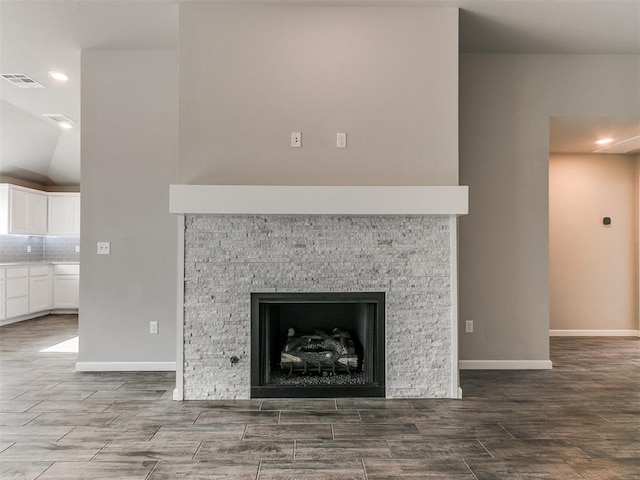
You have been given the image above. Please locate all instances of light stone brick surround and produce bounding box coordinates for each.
[183,214,457,400]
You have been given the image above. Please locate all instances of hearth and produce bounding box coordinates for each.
[251,292,385,398]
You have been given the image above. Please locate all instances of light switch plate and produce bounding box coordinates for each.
[97,242,110,255]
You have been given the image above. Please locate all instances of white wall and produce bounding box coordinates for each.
[78,50,178,367]
[549,153,638,332]
[459,55,640,362]
[179,4,459,186]
[636,155,640,330]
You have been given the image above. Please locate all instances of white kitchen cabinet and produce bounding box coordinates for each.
[1,263,79,323]
[0,269,5,321]
[29,266,51,313]
[5,267,29,318]
[53,264,79,309]
[48,193,81,235]
[0,184,48,235]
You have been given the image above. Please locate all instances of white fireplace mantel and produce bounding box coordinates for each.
[169,185,468,216]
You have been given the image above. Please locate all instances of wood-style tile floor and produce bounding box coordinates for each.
[1,315,638,479]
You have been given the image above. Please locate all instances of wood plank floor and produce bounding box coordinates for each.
[1,315,638,479]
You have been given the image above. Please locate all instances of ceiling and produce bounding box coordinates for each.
[1,0,638,186]
[550,117,640,155]
[0,0,179,186]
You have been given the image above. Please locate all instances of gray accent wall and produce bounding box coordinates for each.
[79,50,178,365]
[459,54,640,361]
[178,4,459,186]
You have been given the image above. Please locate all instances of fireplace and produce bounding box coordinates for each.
[251,292,385,398]
[170,185,467,400]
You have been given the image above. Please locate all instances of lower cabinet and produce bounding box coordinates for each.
[29,266,51,313]
[6,267,29,318]
[53,264,80,309]
[1,263,78,324]
[0,270,5,321]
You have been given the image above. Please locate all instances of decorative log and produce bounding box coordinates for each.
[281,326,359,375]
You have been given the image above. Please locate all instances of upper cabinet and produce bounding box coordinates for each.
[0,185,80,236]
[0,185,48,235]
[48,193,81,235]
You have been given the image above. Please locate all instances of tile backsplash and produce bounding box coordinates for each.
[0,235,80,263]
[0,235,44,263]
[44,236,81,263]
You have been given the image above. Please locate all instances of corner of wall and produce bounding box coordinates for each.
[636,154,640,330]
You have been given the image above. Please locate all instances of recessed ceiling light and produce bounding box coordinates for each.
[593,135,640,154]
[49,71,70,82]
[595,137,614,145]
[59,122,73,130]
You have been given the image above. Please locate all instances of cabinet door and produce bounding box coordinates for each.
[29,276,51,313]
[53,275,79,309]
[28,192,48,235]
[48,196,74,234]
[6,276,28,298]
[9,188,48,235]
[48,194,80,235]
[9,188,30,233]
[0,279,5,321]
[5,270,29,319]
[6,297,28,318]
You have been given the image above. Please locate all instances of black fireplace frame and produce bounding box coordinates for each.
[251,292,386,398]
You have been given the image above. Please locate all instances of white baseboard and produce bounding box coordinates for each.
[173,388,183,401]
[550,329,640,337]
[459,360,553,370]
[0,314,42,326]
[75,361,176,372]
[1,309,79,326]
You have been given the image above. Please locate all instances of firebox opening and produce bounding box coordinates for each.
[251,292,385,398]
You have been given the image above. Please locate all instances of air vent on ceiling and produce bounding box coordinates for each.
[42,114,75,129]
[1,73,45,88]
[43,114,74,124]
[593,135,640,154]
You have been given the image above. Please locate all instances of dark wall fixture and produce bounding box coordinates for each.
[603,217,611,226]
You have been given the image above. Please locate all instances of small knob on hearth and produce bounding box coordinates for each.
[230,356,239,365]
